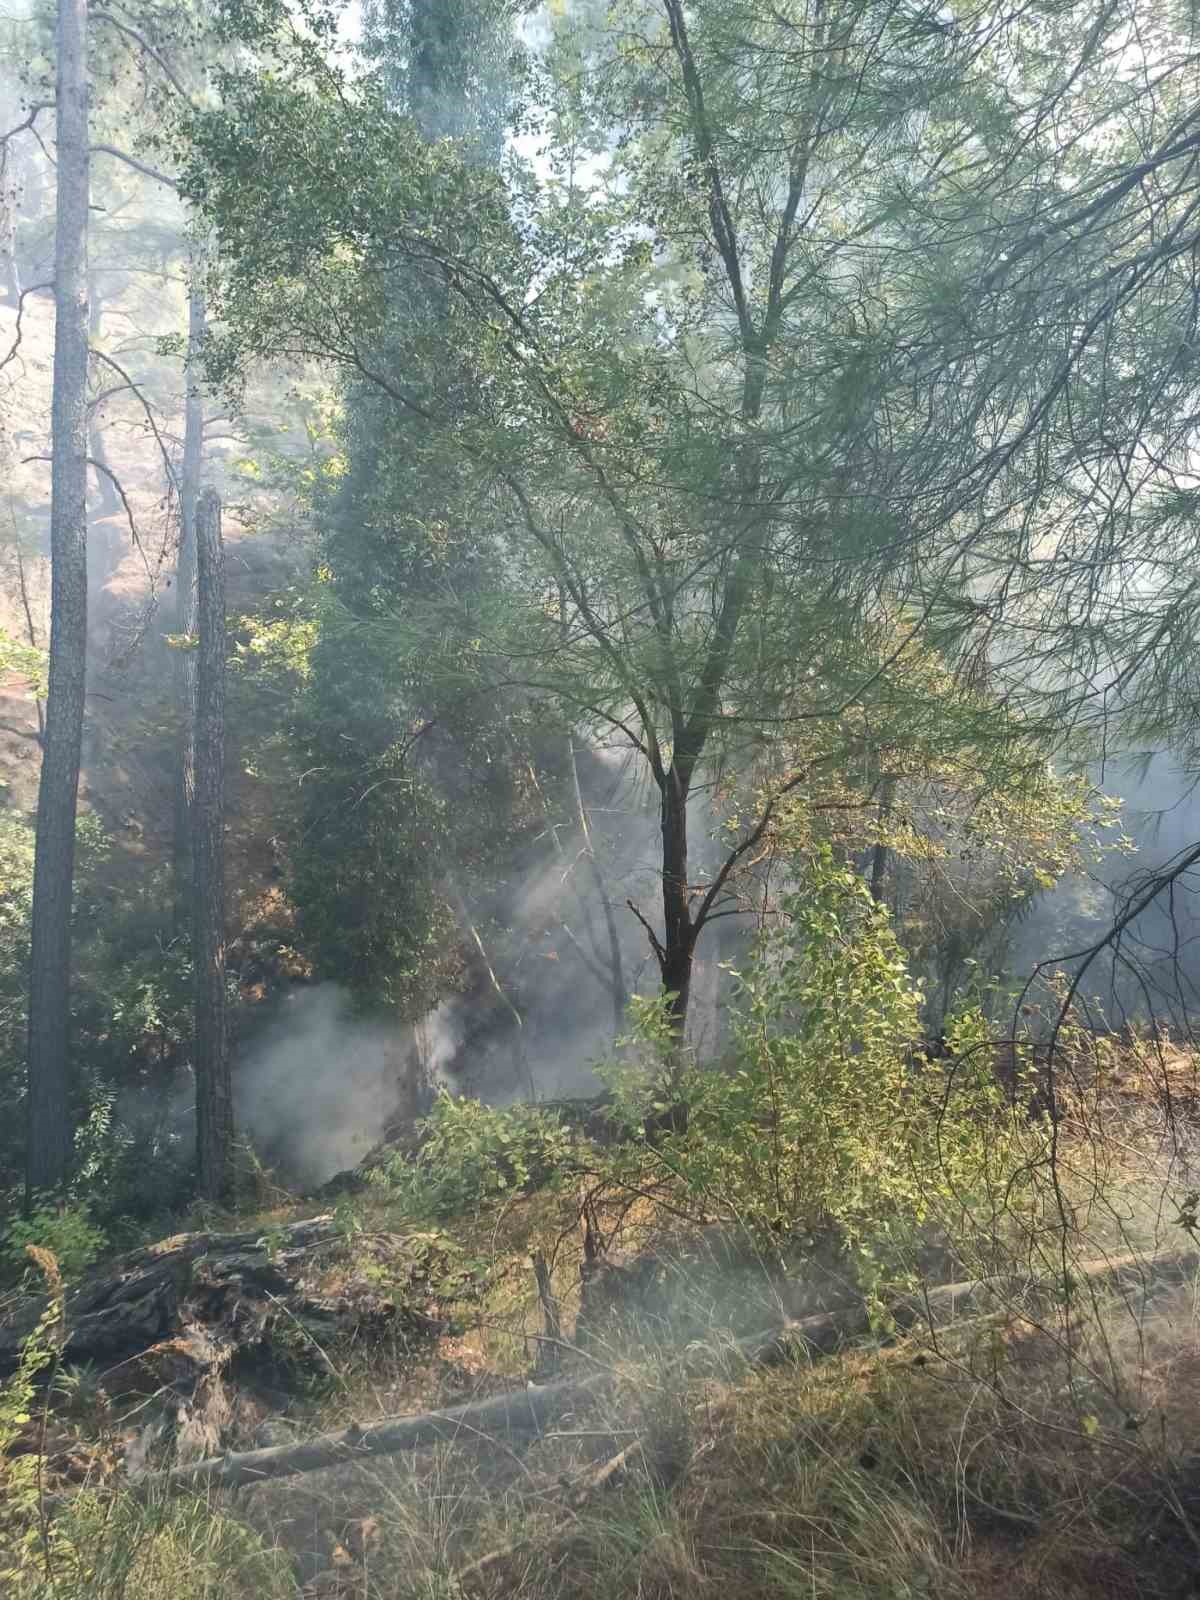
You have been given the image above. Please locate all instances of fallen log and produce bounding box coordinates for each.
[715,1245,1200,1370]
[120,1243,1200,1503]
[0,1214,450,1376]
[136,1372,609,1498]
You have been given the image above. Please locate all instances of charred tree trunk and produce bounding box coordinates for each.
[193,487,232,1201]
[172,266,204,929]
[26,0,89,1198]
[868,775,897,907]
[659,771,695,1036]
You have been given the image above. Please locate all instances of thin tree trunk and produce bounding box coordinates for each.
[869,775,897,906]
[659,772,694,1036]
[446,879,533,1100]
[193,487,232,1201]
[0,137,22,305]
[25,0,89,1198]
[173,262,204,928]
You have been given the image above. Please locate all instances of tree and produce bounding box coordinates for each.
[190,0,1046,1042]
[841,0,1200,1026]
[233,0,636,1091]
[25,0,89,1197]
[193,486,232,1201]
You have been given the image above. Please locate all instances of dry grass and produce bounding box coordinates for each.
[9,1284,1200,1600]
[50,1227,1181,1600]
[9,1049,1200,1600]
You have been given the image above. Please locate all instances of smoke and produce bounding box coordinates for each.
[231,744,762,1186]
[232,972,619,1188]
[236,985,406,1187]
[1011,753,1200,1030]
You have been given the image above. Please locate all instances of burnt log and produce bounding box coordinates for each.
[0,1214,444,1377]
[130,1371,608,1499]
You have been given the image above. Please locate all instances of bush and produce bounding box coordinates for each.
[0,1249,64,1587]
[377,1092,575,1217]
[2,1204,107,1284]
[600,849,1031,1278]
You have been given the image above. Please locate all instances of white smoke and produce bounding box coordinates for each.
[236,985,408,1187]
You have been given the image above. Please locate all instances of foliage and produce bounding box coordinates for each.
[600,850,1033,1277]
[378,1092,575,1218]
[0,631,46,696]
[185,0,1029,1025]
[0,1249,63,1588]
[0,813,194,1212]
[2,1205,106,1284]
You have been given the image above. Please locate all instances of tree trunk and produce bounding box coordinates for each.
[659,771,694,1035]
[25,0,89,1199]
[868,776,897,906]
[172,264,204,928]
[193,487,232,1201]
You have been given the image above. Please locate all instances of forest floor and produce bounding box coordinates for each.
[6,1097,1200,1600]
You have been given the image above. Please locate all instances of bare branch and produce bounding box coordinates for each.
[91,12,195,105]
[20,453,155,582]
[0,283,54,374]
[0,102,54,147]
[88,348,178,489]
[91,144,178,189]
[626,899,666,969]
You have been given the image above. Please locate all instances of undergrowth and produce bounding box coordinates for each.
[4,858,1200,1598]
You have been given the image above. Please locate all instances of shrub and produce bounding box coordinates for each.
[2,1205,106,1284]
[377,1092,575,1217]
[600,849,1032,1281]
[0,1248,65,1587]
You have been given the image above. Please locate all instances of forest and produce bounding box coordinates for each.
[3,0,1200,1595]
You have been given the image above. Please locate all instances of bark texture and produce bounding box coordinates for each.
[0,1214,352,1369]
[659,774,694,1030]
[26,0,90,1196]
[193,486,232,1199]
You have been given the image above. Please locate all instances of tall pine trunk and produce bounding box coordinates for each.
[193,487,232,1201]
[173,264,204,928]
[26,0,89,1198]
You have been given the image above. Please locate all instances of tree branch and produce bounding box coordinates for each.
[88,348,178,489]
[626,898,666,969]
[91,144,178,189]
[0,283,54,374]
[662,0,753,346]
[0,102,54,147]
[91,13,195,105]
[21,454,153,579]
